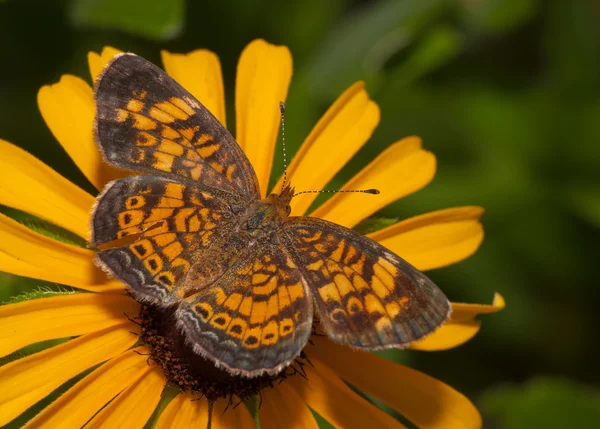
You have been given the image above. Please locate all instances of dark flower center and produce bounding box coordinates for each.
[138,304,311,402]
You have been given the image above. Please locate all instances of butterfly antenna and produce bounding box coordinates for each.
[293,188,380,197]
[280,102,288,193]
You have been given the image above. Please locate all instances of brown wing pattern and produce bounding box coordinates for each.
[95,54,260,199]
[92,175,235,304]
[284,217,451,349]
[175,244,313,377]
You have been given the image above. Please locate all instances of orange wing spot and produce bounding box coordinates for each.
[149,106,176,124]
[132,148,145,162]
[239,297,253,317]
[250,300,268,325]
[158,139,185,156]
[161,125,181,141]
[117,226,142,238]
[188,215,201,232]
[197,142,220,158]
[146,208,175,223]
[133,89,148,99]
[279,318,294,337]
[371,276,390,299]
[118,209,144,228]
[375,316,393,332]
[171,257,191,274]
[333,273,354,297]
[277,286,291,310]
[352,255,366,275]
[195,302,213,322]
[261,321,279,345]
[163,241,183,261]
[203,221,216,230]
[157,271,175,288]
[154,101,190,120]
[264,255,272,263]
[314,243,327,253]
[158,197,184,208]
[188,165,203,180]
[266,264,277,273]
[126,98,144,113]
[385,302,401,319]
[287,283,304,302]
[326,260,342,274]
[195,133,214,146]
[243,326,262,349]
[352,275,369,290]
[266,294,279,320]
[131,112,158,130]
[378,257,399,277]
[364,293,386,315]
[180,126,199,141]
[306,259,324,271]
[164,183,184,200]
[152,232,176,247]
[225,164,236,182]
[170,97,196,116]
[373,263,395,291]
[226,317,247,339]
[143,221,169,236]
[174,208,196,232]
[253,276,278,296]
[135,131,157,147]
[211,288,227,305]
[252,273,270,285]
[347,297,364,314]
[125,196,146,209]
[152,152,175,172]
[115,108,129,122]
[224,293,243,311]
[330,241,345,262]
[343,246,358,265]
[210,161,224,174]
[318,282,341,303]
[210,312,232,330]
[303,232,322,243]
[144,254,163,275]
[130,239,153,259]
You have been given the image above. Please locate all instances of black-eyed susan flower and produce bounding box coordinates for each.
[0,39,504,428]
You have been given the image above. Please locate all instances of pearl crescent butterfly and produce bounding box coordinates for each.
[91,54,451,377]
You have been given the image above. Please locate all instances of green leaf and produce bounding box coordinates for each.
[144,385,179,429]
[480,377,600,429]
[244,395,262,429]
[567,187,600,228]
[459,0,539,34]
[353,217,398,235]
[4,287,79,305]
[304,0,448,99]
[70,0,185,41]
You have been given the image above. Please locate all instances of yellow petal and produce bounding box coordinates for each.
[0,323,138,427]
[368,206,485,271]
[212,398,255,429]
[289,357,406,428]
[88,46,123,82]
[155,393,209,429]
[260,383,319,429]
[450,293,506,322]
[236,39,292,196]
[273,82,380,214]
[0,140,94,238]
[86,365,166,429]
[161,49,227,126]
[409,294,504,351]
[310,337,482,429]
[24,347,150,429]
[37,74,124,190]
[311,137,436,228]
[0,293,139,357]
[0,213,124,293]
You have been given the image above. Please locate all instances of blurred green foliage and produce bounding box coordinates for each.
[0,0,598,427]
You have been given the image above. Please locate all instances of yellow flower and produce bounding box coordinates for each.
[0,39,504,428]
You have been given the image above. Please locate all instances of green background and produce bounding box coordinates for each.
[1,0,599,427]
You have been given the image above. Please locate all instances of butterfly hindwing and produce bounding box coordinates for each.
[92,175,237,304]
[176,244,313,376]
[94,53,260,199]
[284,216,451,349]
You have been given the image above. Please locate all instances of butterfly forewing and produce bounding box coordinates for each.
[284,217,451,349]
[95,54,260,199]
[175,244,313,376]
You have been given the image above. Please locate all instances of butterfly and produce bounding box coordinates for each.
[91,53,451,377]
